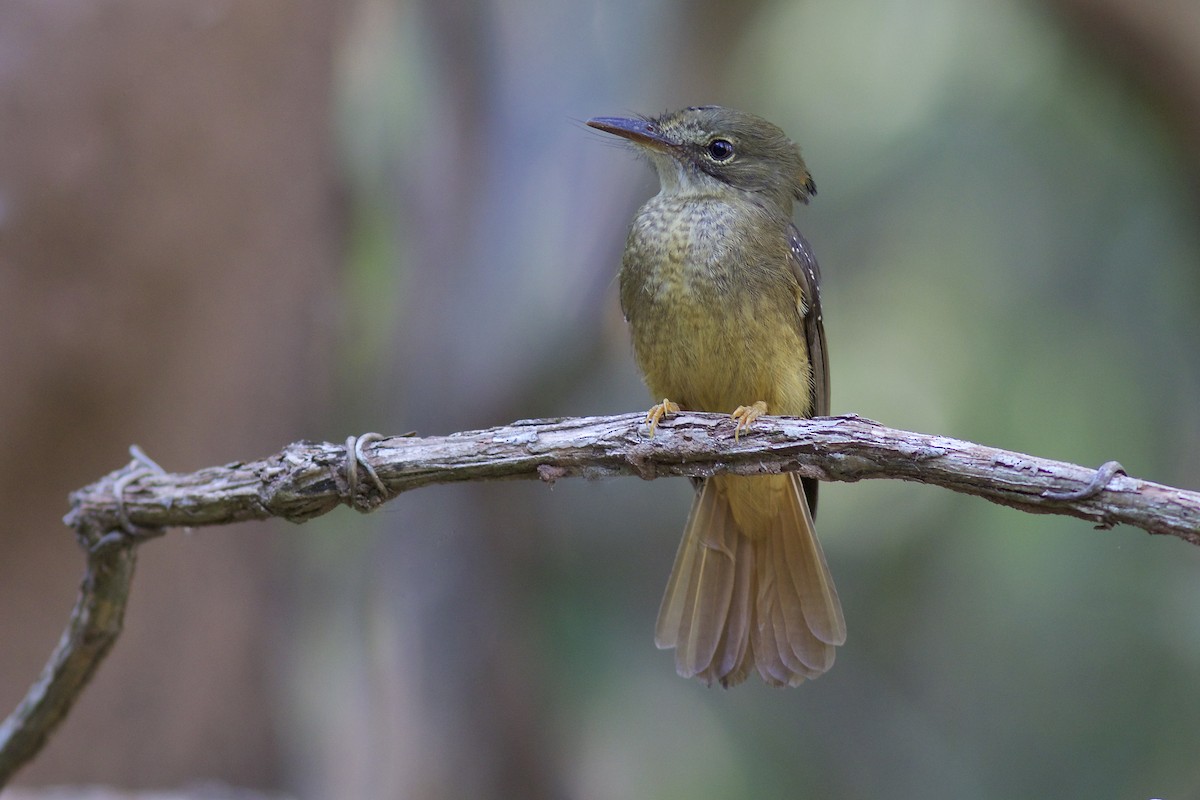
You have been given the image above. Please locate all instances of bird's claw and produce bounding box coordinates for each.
[644,399,680,438]
[731,401,769,440]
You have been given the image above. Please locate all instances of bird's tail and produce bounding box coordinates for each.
[654,473,845,687]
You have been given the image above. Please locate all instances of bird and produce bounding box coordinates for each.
[588,106,845,687]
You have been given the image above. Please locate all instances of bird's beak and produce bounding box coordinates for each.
[587,117,674,151]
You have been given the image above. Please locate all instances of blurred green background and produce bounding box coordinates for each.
[2,0,1199,797]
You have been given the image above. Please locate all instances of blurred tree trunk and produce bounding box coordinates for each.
[0,0,342,789]
[1050,0,1200,171]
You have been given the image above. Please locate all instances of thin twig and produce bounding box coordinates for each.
[0,545,136,787]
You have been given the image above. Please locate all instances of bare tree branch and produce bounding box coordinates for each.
[0,547,135,789]
[3,411,1198,787]
[60,412,1200,542]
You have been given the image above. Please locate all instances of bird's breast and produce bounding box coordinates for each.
[618,195,811,415]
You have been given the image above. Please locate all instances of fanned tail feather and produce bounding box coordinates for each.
[655,473,844,687]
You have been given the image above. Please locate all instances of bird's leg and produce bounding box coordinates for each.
[731,400,769,440]
[644,398,680,438]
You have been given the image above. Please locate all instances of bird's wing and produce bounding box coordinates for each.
[788,224,828,516]
[788,224,829,418]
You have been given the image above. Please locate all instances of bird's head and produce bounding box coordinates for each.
[588,105,815,213]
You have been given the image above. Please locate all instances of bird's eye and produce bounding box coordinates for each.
[706,139,735,161]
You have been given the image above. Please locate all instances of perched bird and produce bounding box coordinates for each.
[588,106,845,687]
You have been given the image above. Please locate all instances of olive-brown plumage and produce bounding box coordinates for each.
[589,106,844,686]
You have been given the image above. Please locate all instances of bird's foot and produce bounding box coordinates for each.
[644,399,680,438]
[731,401,769,440]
